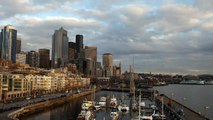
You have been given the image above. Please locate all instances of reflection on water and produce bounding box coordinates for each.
[154,84,213,120]
[23,91,131,120]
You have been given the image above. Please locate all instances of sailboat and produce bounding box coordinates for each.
[118,78,129,112]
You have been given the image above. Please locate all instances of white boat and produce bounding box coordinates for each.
[118,103,129,112]
[110,95,117,108]
[98,97,107,106]
[110,110,119,120]
[132,100,138,112]
[77,110,87,120]
[81,100,95,110]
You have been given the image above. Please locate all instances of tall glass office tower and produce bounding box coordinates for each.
[52,27,68,68]
[0,25,17,63]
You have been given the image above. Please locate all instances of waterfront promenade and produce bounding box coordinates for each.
[156,94,209,120]
[0,88,98,120]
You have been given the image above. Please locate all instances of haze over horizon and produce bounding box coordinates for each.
[0,0,213,74]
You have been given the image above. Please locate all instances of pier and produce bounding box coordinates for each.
[155,94,209,120]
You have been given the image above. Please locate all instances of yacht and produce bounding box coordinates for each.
[76,110,94,120]
[110,108,119,120]
[110,95,118,108]
[98,97,107,107]
[81,100,95,110]
[118,103,129,112]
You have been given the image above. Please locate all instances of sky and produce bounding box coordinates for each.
[0,0,213,75]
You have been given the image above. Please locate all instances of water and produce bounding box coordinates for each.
[154,84,213,119]
[23,91,131,120]
[22,84,213,120]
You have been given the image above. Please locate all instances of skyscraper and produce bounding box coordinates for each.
[52,27,69,68]
[39,49,50,69]
[103,53,113,77]
[85,46,97,61]
[27,51,39,67]
[75,34,83,58]
[68,42,76,60]
[16,37,21,53]
[0,25,17,63]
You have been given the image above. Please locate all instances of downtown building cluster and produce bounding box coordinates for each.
[0,25,121,101]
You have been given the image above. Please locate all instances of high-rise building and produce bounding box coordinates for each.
[0,25,17,63]
[103,53,113,77]
[68,42,76,60]
[16,37,21,53]
[16,52,27,64]
[85,46,97,61]
[27,51,39,67]
[39,49,50,69]
[52,27,69,68]
[75,34,83,58]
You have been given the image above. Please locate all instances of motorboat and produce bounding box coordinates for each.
[110,108,119,120]
[118,103,129,112]
[110,95,117,108]
[76,110,87,120]
[98,97,107,106]
[81,100,95,110]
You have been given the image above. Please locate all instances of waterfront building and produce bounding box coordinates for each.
[52,27,69,68]
[0,73,31,100]
[39,49,50,69]
[16,37,21,53]
[0,25,17,63]
[16,52,27,64]
[103,53,113,77]
[68,42,76,60]
[27,51,39,67]
[26,75,57,94]
[75,34,83,59]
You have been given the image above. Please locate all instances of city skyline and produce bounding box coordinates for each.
[0,0,213,74]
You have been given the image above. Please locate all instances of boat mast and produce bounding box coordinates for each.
[139,89,141,120]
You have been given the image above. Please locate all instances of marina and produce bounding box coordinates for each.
[17,85,211,120]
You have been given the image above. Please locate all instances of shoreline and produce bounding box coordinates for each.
[7,90,98,120]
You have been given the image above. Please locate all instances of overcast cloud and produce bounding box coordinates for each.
[0,0,213,74]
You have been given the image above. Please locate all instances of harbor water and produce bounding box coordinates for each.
[22,84,213,120]
[154,84,213,120]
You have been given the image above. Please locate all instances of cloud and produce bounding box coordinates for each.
[0,0,213,74]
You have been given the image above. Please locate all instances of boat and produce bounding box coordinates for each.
[132,99,138,112]
[76,110,87,120]
[110,108,119,120]
[110,95,117,108]
[117,103,129,112]
[98,97,107,107]
[81,100,95,110]
[77,110,95,120]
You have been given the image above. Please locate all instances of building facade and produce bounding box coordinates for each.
[68,42,76,60]
[16,52,27,64]
[75,34,83,59]
[16,37,21,53]
[52,27,69,68]
[39,49,50,69]
[0,25,17,63]
[103,53,113,77]
[0,73,31,100]
[85,46,97,62]
[27,51,39,67]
